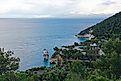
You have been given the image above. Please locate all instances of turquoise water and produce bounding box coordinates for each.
[78,37,89,42]
[0,18,103,70]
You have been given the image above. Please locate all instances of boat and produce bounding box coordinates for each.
[42,49,49,60]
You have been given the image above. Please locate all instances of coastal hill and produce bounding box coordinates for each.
[78,12,121,39]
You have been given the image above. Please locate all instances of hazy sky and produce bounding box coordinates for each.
[0,0,121,18]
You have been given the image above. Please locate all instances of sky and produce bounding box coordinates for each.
[0,0,121,18]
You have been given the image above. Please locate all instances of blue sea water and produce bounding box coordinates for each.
[0,18,103,70]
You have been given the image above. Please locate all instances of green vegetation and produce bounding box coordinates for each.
[0,49,20,74]
[79,12,121,40]
[1,12,121,81]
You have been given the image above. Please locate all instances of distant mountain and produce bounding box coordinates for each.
[79,12,121,39]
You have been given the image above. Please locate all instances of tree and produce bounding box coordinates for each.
[65,72,81,81]
[0,72,19,81]
[74,42,79,46]
[93,38,121,80]
[102,38,121,54]
[69,61,87,79]
[116,77,121,81]
[88,74,110,81]
[0,48,20,75]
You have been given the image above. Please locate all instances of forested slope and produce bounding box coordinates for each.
[79,12,121,39]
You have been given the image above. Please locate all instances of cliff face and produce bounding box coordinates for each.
[79,12,121,39]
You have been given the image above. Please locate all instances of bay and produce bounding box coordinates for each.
[0,18,103,70]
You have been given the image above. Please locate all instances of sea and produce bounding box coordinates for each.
[0,18,103,70]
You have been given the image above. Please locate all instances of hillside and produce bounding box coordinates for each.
[79,12,121,39]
